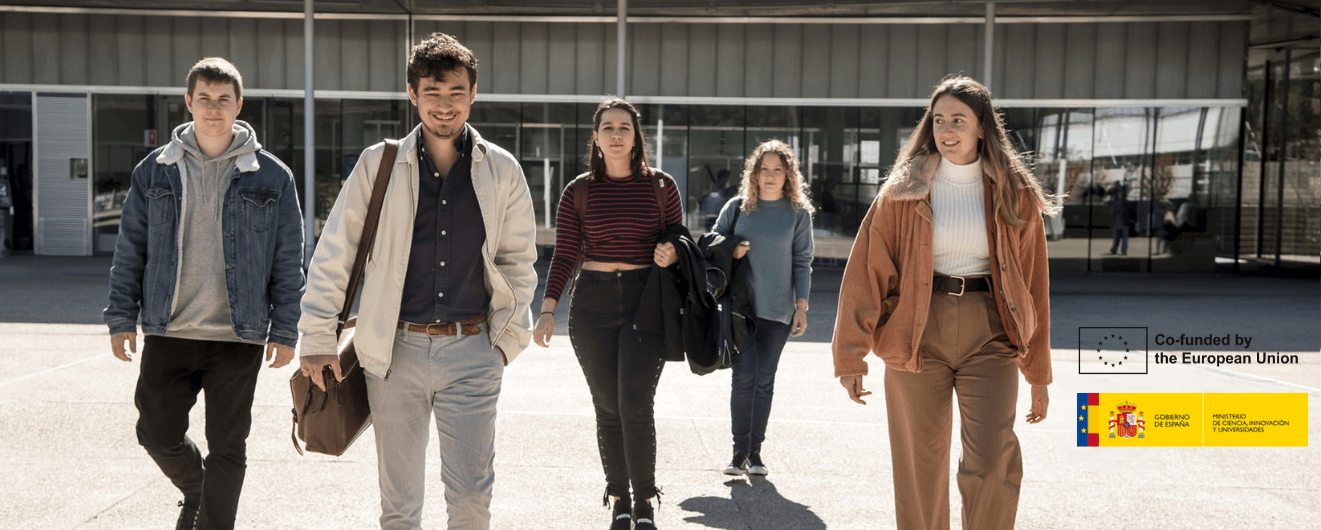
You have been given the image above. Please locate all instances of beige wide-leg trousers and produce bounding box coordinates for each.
[884,288,1023,530]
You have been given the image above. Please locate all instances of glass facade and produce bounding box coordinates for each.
[84,95,1253,272]
[1242,47,1321,268]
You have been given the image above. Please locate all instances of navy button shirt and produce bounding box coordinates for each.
[397,125,489,324]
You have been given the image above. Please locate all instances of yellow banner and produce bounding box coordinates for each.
[1204,393,1310,447]
[1077,393,1308,447]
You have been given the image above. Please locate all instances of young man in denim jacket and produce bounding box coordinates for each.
[104,57,305,530]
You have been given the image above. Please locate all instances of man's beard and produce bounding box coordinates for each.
[426,120,462,141]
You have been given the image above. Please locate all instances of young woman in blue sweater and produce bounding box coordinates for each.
[712,139,816,476]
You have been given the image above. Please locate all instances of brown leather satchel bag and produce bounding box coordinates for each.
[289,139,398,456]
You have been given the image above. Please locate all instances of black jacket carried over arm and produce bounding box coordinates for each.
[634,224,722,373]
[698,231,755,361]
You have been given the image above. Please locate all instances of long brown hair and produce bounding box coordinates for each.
[893,75,1058,225]
[738,139,815,214]
[586,98,651,180]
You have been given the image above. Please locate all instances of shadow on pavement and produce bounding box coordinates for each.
[0,254,111,325]
[679,478,826,530]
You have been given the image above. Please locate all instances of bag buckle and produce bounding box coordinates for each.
[948,275,966,297]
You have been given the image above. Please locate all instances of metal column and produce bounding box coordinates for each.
[303,0,316,262]
[984,2,995,89]
[617,0,627,96]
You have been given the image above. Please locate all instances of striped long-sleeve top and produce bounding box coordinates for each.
[543,172,683,301]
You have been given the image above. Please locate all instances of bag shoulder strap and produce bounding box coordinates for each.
[573,175,589,236]
[572,174,591,253]
[337,139,398,336]
[731,197,743,229]
[652,170,669,235]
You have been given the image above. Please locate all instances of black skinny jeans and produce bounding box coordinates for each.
[568,268,665,502]
[134,335,263,530]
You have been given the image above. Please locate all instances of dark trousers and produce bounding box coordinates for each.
[1110,217,1129,254]
[568,268,665,501]
[134,335,263,530]
[729,317,792,454]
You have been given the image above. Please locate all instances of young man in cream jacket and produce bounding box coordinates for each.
[298,33,537,529]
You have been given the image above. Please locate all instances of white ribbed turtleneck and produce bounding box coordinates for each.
[930,156,991,277]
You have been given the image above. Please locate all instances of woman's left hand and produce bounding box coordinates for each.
[790,307,808,337]
[654,242,677,267]
[1025,384,1049,424]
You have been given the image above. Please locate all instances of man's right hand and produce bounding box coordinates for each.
[111,332,137,362]
[300,355,343,392]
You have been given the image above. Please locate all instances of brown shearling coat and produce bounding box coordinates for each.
[831,153,1053,386]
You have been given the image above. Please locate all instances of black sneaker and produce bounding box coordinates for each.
[634,497,657,530]
[747,451,769,476]
[175,499,199,530]
[722,452,748,475]
[609,496,632,530]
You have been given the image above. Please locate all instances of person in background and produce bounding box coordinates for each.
[711,139,815,477]
[1108,174,1131,255]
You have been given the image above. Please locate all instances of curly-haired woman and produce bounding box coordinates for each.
[712,139,815,478]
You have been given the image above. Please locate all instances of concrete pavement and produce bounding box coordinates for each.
[0,255,1317,529]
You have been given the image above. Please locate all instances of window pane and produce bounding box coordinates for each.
[687,105,745,231]
[92,94,153,253]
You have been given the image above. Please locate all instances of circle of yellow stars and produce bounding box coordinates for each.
[1096,333,1130,367]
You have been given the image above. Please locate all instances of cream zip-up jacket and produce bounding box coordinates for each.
[298,124,538,378]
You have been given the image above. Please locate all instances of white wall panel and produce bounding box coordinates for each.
[34,93,91,256]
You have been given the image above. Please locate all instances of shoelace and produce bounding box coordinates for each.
[177,500,199,530]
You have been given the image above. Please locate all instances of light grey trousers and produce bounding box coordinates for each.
[365,326,505,530]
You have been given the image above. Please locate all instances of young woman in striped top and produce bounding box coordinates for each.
[533,98,681,530]
[832,76,1056,530]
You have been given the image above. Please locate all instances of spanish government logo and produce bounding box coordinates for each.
[1108,401,1145,439]
[1078,327,1148,374]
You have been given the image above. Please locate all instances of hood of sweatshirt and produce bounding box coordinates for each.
[157,119,261,172]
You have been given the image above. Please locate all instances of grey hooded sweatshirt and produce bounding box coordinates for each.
[161,120,265,344]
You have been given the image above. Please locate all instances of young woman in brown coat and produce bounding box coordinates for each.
[832,75,1057,530]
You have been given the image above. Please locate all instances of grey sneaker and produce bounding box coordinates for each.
[722,452,748,475]
[175,499,199,530]
[747,451,769,475]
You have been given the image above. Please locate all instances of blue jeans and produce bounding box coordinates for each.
[730,318,792,454]
[366,326,505,530]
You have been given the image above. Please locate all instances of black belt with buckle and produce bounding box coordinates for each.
[933,275,991,296]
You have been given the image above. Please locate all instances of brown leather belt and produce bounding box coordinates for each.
[341,314,487,336]
[932,275,991,296]
[397,314,487,336]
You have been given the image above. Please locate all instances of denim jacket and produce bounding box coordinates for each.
[104,142,305,347]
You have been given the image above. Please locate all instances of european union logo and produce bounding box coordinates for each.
[1079,327,1148,374]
